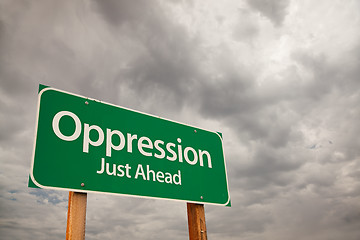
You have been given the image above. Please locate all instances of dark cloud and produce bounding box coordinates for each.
[232,144,303,191]
[246,0,290,26]
[199,76,255,117]
[233,9,260,43]
[92,0,155,26]
[90,0,204,114]
[196,64,300,148]
[120,25,200,109]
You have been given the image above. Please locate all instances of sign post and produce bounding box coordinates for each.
[187,203,207,240]
[66,192,87,240]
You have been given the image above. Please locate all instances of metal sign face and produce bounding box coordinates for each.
[30,85,230,206]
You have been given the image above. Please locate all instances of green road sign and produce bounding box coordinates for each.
[29,85,230,206]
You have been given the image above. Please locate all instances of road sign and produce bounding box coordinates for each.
[29,85,230,206]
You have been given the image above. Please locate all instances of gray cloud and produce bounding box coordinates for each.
[246,0,290,26]
[233,9,260,43]
[92,0,154,26]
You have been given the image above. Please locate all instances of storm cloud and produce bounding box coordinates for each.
[1,0,360,239]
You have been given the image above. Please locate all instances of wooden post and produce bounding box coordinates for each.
[66,191,87,240]
[187,203,208,240]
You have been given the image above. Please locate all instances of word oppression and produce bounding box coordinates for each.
[52,111,213,168]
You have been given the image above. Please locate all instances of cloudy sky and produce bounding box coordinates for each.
[1,0,360,239]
